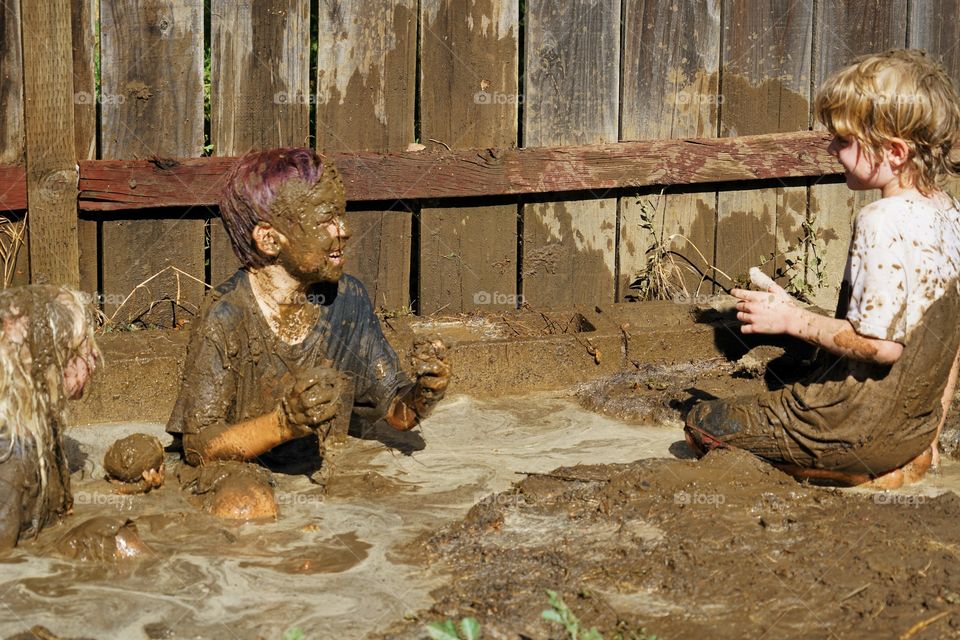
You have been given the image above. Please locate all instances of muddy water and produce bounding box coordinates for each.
[0,393,679,640]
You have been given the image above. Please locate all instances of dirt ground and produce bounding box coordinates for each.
[378,353,960,640]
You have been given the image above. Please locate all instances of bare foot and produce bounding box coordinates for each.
[835,446,932,490]
[860,468,904,490]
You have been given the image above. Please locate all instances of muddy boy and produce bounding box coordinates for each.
[167,148,449,474]
[685,50,960,488]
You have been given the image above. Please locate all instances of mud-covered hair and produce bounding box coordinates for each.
[0,285,100,516]
[815,49,960,195]
[219,147,343,269]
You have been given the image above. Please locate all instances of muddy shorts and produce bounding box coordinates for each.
[685,283,960,476]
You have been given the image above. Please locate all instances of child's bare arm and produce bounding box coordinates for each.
[182,367,340,465]
[732,284,904,365]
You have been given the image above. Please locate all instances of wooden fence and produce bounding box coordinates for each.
[1,0,958,324]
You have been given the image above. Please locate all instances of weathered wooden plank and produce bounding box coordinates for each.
[619,0,720,298]
[72,0,98,295]
[21,0,80,287]
[1,1,28,286]
[0,0,24,167]
[909,0,960,83]
[809,0,907,309]
[317,0,416,312]
[522,0,620,308]
[209,0,310,286]
[100,0,205,325]
[67,131,838,210]
[0,168,26,211]
[717,0,812,293]
[419,0,519,314]
[909,0,960,201]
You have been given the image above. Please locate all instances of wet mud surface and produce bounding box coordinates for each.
[0,396,674,639]
[5,355,960,639]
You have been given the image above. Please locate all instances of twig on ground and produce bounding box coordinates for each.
[898,610,953,639]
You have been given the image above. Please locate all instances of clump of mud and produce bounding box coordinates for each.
[574,361,727,426]
[574,347,814,428]
[103,433,165,492]
[381,450,960,639]
[731,344,785,378]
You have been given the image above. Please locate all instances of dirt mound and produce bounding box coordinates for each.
[383,450,960,639]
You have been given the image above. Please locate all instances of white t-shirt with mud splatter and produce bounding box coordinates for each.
[844,194,960,343]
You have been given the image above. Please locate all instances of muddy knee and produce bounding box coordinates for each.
[183,461,278,521]
[56,516,152,561]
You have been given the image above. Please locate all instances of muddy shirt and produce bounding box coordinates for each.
[167,270,410,435]
[844,194,960,343]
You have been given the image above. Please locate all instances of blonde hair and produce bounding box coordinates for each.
[815,49,960,195]
[0,286,100,517]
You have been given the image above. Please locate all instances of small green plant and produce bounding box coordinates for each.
[425,616,481,640]
[541,590,659,640]
[542,590,604,640]
[281,628,304,640]
[757,218,828,303]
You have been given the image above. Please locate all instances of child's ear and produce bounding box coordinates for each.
[252,222,281,257]
[887,138,911,170]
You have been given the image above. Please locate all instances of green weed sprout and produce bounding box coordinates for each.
[281,628,304,640]
[542,590,604,640]
[541,590,659,640]
[425,616,481,640]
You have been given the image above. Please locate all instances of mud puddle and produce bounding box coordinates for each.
[0,394,676,640]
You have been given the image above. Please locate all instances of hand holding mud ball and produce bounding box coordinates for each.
[412,337,451,411]
[282,366,341,434]
[386,336,451,430]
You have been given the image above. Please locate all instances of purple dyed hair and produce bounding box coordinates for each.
[219,147,331,269]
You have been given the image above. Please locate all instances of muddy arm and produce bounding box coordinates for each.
[385,339,451,430]
[182,410,306,466]
[732,285,903,365]
[384,385,426,431]
[183,366,340,465]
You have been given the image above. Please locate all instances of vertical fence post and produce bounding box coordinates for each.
[21,0,81,288]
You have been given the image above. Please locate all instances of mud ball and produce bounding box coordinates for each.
[104,433,164,483]
[55,516,152,561]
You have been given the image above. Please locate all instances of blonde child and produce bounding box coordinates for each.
[0,286,100,549]
[685,49,960,488]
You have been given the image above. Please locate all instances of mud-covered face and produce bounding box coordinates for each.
[269,177,350,284]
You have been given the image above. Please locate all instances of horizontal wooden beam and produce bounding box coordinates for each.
[0,130,839,213]
[0,166,27,211]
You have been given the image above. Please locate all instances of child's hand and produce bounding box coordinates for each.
[731,280,800,336]
[282,366,341,432]
[412,336,451,410]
